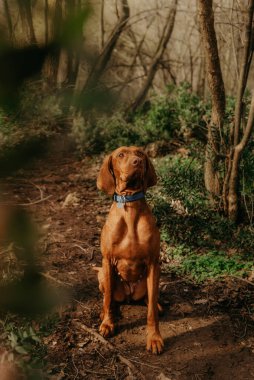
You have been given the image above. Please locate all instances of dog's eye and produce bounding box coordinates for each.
[118,152,124,158]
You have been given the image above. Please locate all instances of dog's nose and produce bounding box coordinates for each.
[132,158,141,166]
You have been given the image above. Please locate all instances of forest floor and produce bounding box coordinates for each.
[4,143,254,380]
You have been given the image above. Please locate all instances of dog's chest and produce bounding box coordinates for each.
[102,211,159,259]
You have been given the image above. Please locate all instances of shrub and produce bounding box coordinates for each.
[72,113,144,154]
[72,82,211,154]
[157,154,206,213]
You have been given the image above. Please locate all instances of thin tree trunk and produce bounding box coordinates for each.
[4,0,14,42]
[16,0,37,44]
[78,0,130,112]
[233,0,254,146]
[44,0,63,85]
[100,0,105,51]
[45,0,49,44]
[228,94,254,221]
[225,0,254,221]
[117,18,155,97]
[24,0,37,44]
[198,0,226,197]
[127,0,177,114]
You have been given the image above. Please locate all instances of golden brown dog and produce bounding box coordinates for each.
[96,146,164,354]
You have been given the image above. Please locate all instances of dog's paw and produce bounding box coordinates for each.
[99,320,115,338]
[146,331,164,354]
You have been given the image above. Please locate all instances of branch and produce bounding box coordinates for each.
[127,0,178,113]
[76,322,146,380]
[233,0,254,146]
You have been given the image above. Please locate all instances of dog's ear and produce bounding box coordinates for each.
[97,155,115,195]
[144,154,157,190]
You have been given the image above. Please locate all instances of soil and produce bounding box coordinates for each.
[4,145,254,380]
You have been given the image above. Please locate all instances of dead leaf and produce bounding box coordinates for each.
[62,192,79,208]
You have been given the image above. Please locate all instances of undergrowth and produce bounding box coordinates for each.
[149,150,254,283]
[0,314,59,378]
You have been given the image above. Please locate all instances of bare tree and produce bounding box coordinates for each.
[3,0,15,42]
[16,0,37,44]
[199,0,254,221]
[45,0,49,44]
[127,0,177,114]
[198,0,226,197]
[100,0,105,51]
[43,0,63,85]
[78,0,130,111]
[225,0,254,221]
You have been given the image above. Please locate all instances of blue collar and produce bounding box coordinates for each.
[113,191,145,204]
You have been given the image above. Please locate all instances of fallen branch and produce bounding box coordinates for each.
[75,322,146,380]
[224,275,254,287]
[40,272,72,287]
[18,195,52,206]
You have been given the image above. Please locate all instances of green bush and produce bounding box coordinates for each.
[157,154,206,213]
[72,82,211,154]
[72,113,144,154]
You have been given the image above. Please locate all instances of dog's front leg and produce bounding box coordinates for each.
[146,263,164,354]
[99,257,115,337]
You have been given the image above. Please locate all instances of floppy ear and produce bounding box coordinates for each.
[97,155,115,195]
[144,155,157,190]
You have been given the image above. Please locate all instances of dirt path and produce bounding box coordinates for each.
[6,152,254,380]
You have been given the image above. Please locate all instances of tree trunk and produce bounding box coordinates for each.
[43,0,63,85]
[16,0,37,44]
[225,0,254,221]
[198,0,226,197]
[45,0,49,44]
[233,0,254,146]
[78,0,130,112]
[228,94,254,221]
[127,0,177,114]
[100,0,105,51]
[4,0,14,42]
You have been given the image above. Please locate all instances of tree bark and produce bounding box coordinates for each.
[228,93,254,221]
[198,0,226,196]
[127,0,177,114]
[233,0,254,146]
[225,0,254,222]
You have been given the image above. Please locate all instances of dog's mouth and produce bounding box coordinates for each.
[118,171,143,191]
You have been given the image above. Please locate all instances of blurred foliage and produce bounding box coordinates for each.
[0,7,92,379]
[0,208,62,316]
[1,314,60,378]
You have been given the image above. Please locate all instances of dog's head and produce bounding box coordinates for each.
[97,146,157,195]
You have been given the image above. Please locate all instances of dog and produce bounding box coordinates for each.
[96,146,164,354]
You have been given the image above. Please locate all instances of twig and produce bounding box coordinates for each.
[18,195,52,206]
[126,357,161,369]
[224,275,254,287]
[75,322,146,380]
[40,272,72,287]
[73,244,87,253]
[28,180,44,200]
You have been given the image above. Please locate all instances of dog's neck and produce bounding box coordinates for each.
[114,176,144,195]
